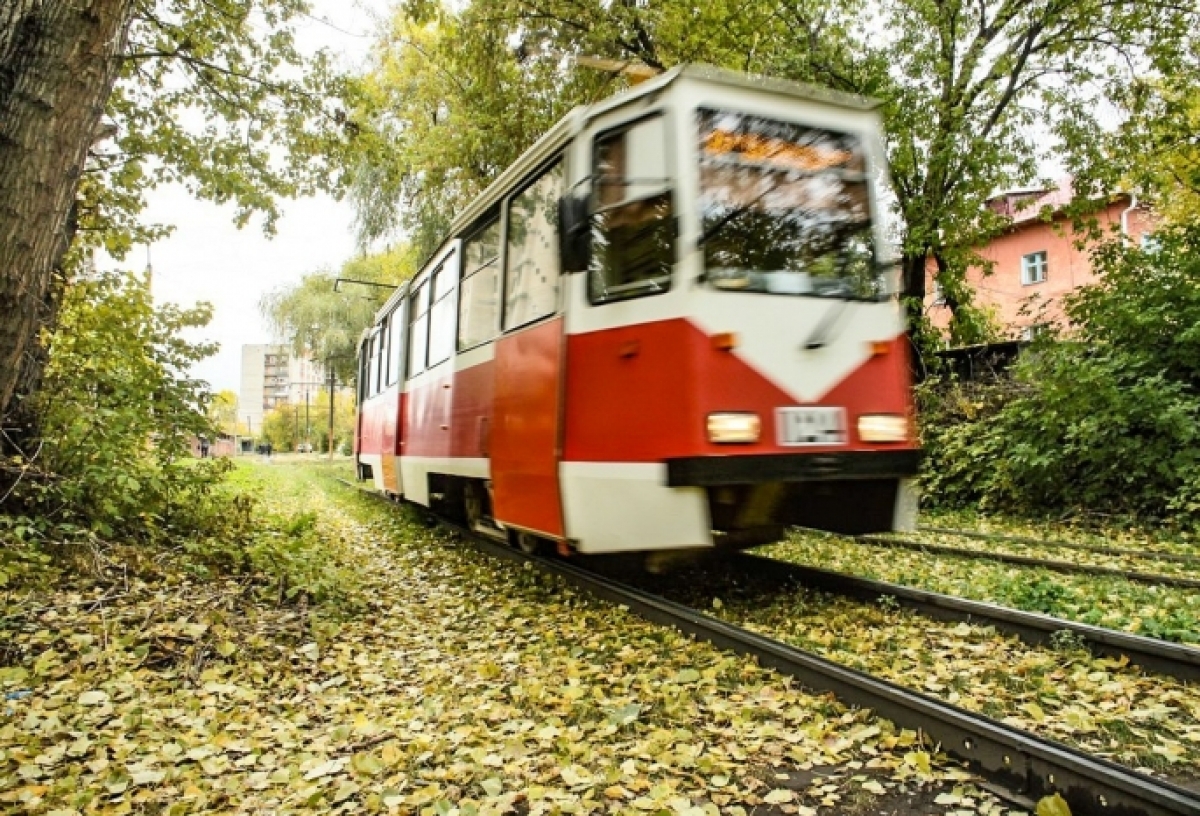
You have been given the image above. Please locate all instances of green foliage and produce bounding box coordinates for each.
[8,271,228,541]
[188,499,348,606]
[349,9,614,259]
[921,225,1200,522]
[1093,32,1200,228]
[78,0,360,259]
[259,391,354,453]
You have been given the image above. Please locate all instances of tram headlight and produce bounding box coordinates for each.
[707,412,761,443]
[858,413,909,443]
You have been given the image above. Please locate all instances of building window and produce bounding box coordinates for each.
[1020,324,1047,342]
[1021,251,1047,285]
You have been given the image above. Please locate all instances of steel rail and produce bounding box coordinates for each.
[489,544,1200,816]
[337,481,1200,816]
[919,526,1200,567]
[850,534,1200,590]
[732,554,1200,683]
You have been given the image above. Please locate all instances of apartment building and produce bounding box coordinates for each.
[927,181,1154,338]
[238,344,326,435]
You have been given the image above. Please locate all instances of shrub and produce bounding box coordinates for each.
[919,224,1200,523]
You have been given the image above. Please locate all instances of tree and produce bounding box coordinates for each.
[0,0,355,444]
[261,389,355,453]
[352,0,1197,347]
[262,403,302,452]
[209,390,240,435]
[260,244,415,383]
[1112,59,1200,226]
[349,8,624,257]
[0,0,133,434]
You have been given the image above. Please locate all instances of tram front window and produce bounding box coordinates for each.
[697,108,883,300]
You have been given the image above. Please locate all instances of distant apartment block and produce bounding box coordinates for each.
[239,344,326,435]
[926,181,1154,338]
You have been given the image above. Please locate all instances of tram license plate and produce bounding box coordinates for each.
[776,407,848,446]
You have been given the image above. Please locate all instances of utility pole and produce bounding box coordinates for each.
[327,363,336,459]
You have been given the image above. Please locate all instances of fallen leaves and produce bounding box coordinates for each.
[707,558,1200,774]
[1,463,1024,814]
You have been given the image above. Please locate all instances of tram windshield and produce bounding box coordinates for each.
[697,108,884,300]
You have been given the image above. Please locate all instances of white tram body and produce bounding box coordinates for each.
[356,65,919,554]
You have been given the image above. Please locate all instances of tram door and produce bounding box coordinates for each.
[490,159,567,538]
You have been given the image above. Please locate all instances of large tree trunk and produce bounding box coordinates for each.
[900,250,928,318]
[901,249,931,380]
[0,0,134,424]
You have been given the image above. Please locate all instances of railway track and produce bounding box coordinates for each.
[338,479,1200,816]
[851,533,1200,590]
[732,554,1200,683]
[920,526,1200,567]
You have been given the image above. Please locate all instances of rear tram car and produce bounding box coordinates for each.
[355,65,919,556]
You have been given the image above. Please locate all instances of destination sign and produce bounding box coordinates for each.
[702,129,856,172]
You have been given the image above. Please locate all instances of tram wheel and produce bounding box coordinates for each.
[464,481,487,532]
[515,531,547,555]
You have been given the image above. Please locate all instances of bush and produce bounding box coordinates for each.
[4,270,231,549]
[920,225,1200,523]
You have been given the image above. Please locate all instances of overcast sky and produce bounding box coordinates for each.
[118,0,394,394]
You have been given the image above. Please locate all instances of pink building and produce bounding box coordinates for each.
[926,182,1154,338]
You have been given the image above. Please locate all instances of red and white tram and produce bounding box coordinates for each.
[355,65,919,556]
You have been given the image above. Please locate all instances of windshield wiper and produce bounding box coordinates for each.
[802,297,852,349]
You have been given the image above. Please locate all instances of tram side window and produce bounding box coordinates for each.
[385,312,399,386]
[389,301,406,385]
[408,281,430,376]
[378,316,390,389]
[428,253,458,366]
[458,220,501,349]
[368,332,381,396]
[590,117,674,304]
[358,341,369,402]
[504,161,564,331]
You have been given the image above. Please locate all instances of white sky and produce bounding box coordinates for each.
[127,0,394,394]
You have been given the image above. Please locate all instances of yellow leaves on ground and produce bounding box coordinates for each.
[2,463,1021,815]
[1036,792,1073,816]
[761,536,1200,773]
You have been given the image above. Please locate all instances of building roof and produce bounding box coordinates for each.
[986,179,1077,224]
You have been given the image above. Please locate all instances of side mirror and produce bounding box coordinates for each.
[558,195,591,273]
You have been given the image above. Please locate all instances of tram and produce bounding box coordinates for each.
[355,64,919,555]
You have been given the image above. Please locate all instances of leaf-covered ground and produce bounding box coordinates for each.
[695,581,1200,778]
[881,523,1200,582]
[769,530,1200,645]
[920,510,1200,561]
[2,462,1018,816]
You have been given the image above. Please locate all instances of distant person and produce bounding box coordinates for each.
[265,442,273,460]
[199,436,209,458]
